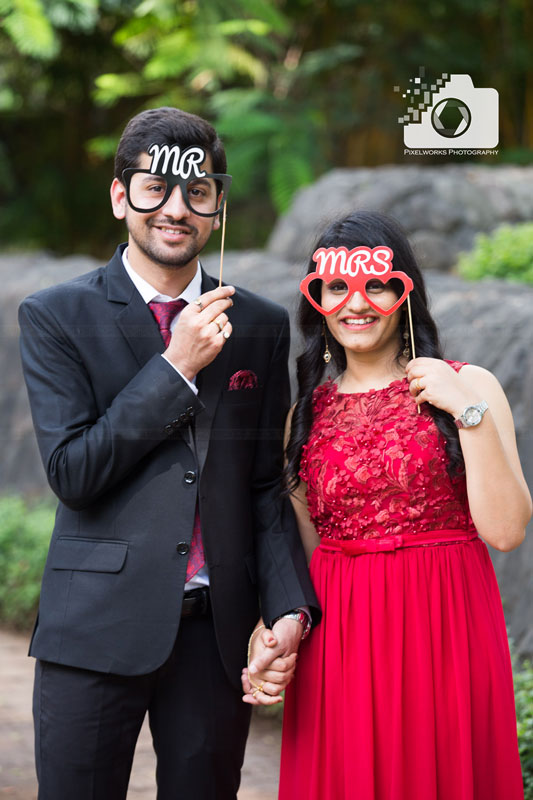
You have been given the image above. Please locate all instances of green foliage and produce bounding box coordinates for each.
[1,0,533,253]
[0,495,54,630]
[457,223,533,283]
[0,0,58,59]
[513,651,533,797]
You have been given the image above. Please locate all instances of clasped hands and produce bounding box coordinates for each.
[241,617,303,706]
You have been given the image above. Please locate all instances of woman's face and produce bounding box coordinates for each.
[321,278,403,357]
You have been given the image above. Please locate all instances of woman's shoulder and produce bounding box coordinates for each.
[446,359,496,383]
[446,361,508,408]
[452,362,504,391]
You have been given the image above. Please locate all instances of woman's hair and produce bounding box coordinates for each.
[284,210,464,491]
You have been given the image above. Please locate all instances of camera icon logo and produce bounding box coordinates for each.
[397,72,498,149]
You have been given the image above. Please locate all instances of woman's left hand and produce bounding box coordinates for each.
[406,357,481,417]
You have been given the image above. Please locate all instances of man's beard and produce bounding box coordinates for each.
[129,216,207,269]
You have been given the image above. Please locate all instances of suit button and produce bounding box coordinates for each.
[184,470,196,484]
[179,412,187,423]
[176,542,189,555]
[164,424,174,435]
[186,406,194,416]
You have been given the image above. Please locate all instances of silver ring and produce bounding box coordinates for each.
[214,318,224,333]
[194,298,204,311]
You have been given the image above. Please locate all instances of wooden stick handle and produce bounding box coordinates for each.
[218,203,227,288]
[406,294,420,414]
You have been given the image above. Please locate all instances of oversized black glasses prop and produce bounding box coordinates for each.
[122,143,232,286]
[122,143,231,217]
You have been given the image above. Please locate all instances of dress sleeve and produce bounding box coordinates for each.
[445,359,468,373]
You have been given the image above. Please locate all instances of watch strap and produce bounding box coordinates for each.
[454,400,488,429]
[271,609,312,640]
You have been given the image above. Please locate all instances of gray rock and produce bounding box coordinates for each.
[2,166,533,657]
[0,252,103,494]
[268,165,533,272]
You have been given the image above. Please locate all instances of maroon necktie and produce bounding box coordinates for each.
[148,299,187,347]
[148,298,205,581]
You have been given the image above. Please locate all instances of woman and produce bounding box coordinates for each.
[248,211,530,800]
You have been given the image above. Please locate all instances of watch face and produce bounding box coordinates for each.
[464,407,482,426]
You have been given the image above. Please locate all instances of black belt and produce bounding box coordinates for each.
[181,586,210,618]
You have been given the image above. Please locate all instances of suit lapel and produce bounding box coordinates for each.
[106,247,165,368]
[106,246,193,450]
[195,269,233,474]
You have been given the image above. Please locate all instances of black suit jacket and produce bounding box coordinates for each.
[19,244,318,686]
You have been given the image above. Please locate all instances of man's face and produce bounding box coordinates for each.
[111,151,221,272]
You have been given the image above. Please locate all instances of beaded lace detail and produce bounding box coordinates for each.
[300,361,475,541]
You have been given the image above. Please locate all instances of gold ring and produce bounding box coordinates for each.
[215,318,224,333]
[194,298,204,311]
[257,681,264,692]
[413,378,421,393]
[252,688,260,698]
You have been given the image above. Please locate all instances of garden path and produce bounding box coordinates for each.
[0,628,281,799]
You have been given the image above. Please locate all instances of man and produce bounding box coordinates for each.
[19,106,318,800]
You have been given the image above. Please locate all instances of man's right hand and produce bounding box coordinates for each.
[165,285,235,380]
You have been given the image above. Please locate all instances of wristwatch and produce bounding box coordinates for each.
[454,400,488,429]
[271,609,312,640]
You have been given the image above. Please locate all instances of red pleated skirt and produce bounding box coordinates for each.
[279,532,524,800]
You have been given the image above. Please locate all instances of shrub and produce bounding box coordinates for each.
[457,222,533,283]
[514,654,533,799]
[0,495,54,629]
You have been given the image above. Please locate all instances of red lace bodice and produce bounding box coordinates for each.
[300,361,475,541]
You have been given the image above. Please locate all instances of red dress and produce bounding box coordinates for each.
[279,364,523,800]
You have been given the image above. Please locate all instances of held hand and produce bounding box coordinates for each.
[406,357,481,417]
[242,619,302,706]
[164,286,235,380]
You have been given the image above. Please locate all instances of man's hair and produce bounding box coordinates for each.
[114,107,227,179]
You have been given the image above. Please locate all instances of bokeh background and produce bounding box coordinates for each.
[1,1,533,796]
[1,0,533,255]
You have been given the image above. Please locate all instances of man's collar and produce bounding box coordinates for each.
[122,246,202,304]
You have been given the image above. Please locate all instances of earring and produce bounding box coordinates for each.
[322,319,332,364]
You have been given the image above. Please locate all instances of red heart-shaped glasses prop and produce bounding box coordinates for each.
[299,245,414,317]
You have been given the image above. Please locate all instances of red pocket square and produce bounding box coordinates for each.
[228,370,258,390]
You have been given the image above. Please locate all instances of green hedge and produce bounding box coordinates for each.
[515,653,533,799]
[0,495,54,629]
[457,222,533,283]
[0,494,532,794]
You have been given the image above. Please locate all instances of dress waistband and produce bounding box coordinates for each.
[319,529,479,556]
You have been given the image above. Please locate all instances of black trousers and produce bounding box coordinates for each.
[33,613,252,800]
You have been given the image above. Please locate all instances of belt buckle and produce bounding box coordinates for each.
[198,586,209,615]
[182,586,209,618]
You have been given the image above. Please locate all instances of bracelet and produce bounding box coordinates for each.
[247,623,266,664]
